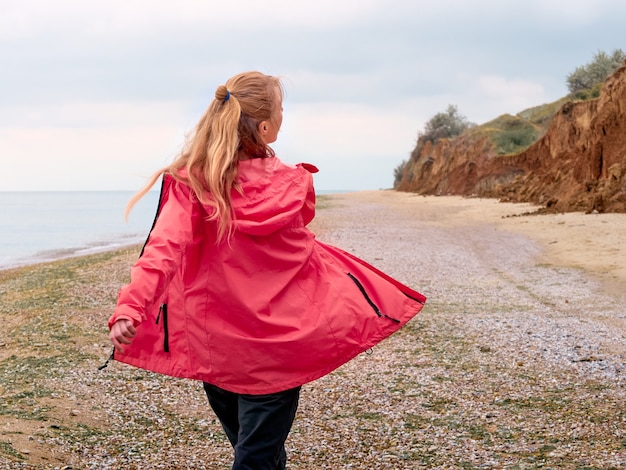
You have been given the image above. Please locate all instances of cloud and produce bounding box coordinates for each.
[0,100,189,128]
[1,123,185,191]
[279,102,417,157]
[0,100,195,190]
[274,102,418,190]
[0,0,384,39]
[527,0,624,24]
[461,75,550,122]
[2,0,625,191]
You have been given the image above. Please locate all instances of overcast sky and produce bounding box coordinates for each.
[1,0,624,191]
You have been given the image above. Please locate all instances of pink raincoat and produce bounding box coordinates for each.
[109,157,426,394]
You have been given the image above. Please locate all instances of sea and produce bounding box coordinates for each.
[0,189,348,270]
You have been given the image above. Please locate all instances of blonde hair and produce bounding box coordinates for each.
[126,71,283,240]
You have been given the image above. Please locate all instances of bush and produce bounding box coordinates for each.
[566,49,625,94]
[393,160,407,188]
[571,82,603,101]
[491,118,538,155]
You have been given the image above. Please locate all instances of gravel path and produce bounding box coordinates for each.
[1,191,625,469]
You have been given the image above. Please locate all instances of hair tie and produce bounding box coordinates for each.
[224,90,231,102]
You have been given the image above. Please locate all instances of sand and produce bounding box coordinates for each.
[338,191,626,299]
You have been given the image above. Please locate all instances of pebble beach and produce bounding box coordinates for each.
[1,190,625,469]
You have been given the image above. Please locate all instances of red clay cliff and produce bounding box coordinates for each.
[397,63,626,214]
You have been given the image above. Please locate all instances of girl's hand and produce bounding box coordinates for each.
[110,319,137,354]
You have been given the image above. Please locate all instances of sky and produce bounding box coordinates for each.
[1,0,625,192]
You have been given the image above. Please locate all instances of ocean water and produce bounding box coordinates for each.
[0,189,349,270]
[0,191,160,270]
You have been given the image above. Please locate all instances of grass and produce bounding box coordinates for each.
[462,96,570,156]
[0,441,25,461]
[475,114,540,155]
[0,247,139,464]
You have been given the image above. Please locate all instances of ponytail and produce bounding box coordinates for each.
[125,71,283,241]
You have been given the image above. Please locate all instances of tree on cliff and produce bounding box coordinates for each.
[419,104,474,144]
[566,48,625,94]
[394,105,473,188]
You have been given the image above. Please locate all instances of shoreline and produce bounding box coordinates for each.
[5,190,626,297]
[0,241,145,273]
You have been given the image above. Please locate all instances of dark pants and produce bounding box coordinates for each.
[203,383,301,470]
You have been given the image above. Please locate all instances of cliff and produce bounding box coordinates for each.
[397,62,626,213]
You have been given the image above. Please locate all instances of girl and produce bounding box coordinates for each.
[108,71,426,469]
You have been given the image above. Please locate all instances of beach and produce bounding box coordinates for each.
[347,191,626,297]
[394,192,626,297]
[1,190,625,468]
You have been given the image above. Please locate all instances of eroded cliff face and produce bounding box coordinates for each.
[397,64,626,213]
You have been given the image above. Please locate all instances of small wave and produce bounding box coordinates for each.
[0,233,148,271]
[0,191,158,272]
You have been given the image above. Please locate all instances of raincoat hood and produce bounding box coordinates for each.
[203,157,319,237]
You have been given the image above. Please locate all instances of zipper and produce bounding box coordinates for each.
[346,273,400,323]
[155,303,170,352]
[98,348,115,371]
[139,176,170,258]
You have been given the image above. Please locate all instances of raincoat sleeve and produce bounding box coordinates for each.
[108,179,196,329]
